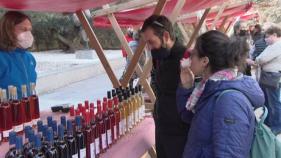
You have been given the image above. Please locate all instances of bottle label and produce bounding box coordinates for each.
[80,148,86,158]
[32,118,41,125]
[95,138,100,154]
[135,111,139,122]
[90,142,95,158]
[72,154,78,158]
[129,114,132,128]
[3,129,13,137]
[122,119,126,133]
[119,121,122,135]
[107,129,112,145]
[24,121,33,128]
[13,124,23,132]
[142,105,145,117]
[102,133,107,149]
[0,133,1,141]
[114,125,117,140]
[139,108,142,119]
[127,116,130,129]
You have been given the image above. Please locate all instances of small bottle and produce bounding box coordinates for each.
[5,131,16,158]
[25,130,36,157]
[21,85,32,128]
[23,130,34,154]
[135,87,141,123]
[33,134,46,158]
[11,87,24,135]
[107,100,116,144]
[45,129,59,158]
[81,106,86,127]
[118,95,126,136]
[37,121,43,137]
[107,91,112,100]
[126,90,133,130]
[66,120,78,158]
[130,89,138,126]
[52,121,58,146]
[57,124,69,158]
[102,102,112,148]
[8,85,13,104]
[84,112,95,158]
[122,92,131,133]
[74,116,86,158]
[29,83,40,128]
[113,96,121,139]
[60,116,67,136]
[15,136,27,158]
[96,101,106,153]
[84,101,89,111]
[78,103,83,112]
[47,116,52,128]
[41,125,49,154]
[0,89,13,142]
[139,85,146,119]
[90,108,99,157]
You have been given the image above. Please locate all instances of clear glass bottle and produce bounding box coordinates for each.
[126,90,133,130]
[135,87,141,123]
[118,95,126,136]
[122,92,131,133]
[29,83,40,128]
[130,89,137,126]
[113,96,121,139]
[138,85,145,120]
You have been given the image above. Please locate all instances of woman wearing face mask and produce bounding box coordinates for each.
[255,25,281,135]
[177,30,264,157]
[0,11,37,99]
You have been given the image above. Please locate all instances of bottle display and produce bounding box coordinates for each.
[0,89,13,142]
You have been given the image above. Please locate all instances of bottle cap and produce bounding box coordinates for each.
[81,106,86,116]
[67,120,73,132]
[37,120,43,132]
[43,125,49,137]
[35,134,42,148]
[90,103,94,108]
[75,116,81,127]
[135,86,138,93]
[97,100,101,106]
[114,96,118,105]
[47,129,54,142]
[119,86,123,90]
[78,103,83,111]
[61,116,66,128]
[126,87,129,91]
[90,108,95,119]
[47,116,53,127]
[16,136,23,150]
[103,102,107,112]
[115,87,119,92]
[84,100,89,109]
[25,125,32,138]
[9,131,16,145]
[108,100,113,108]
[129,84,133,90]
[97,104,102,115]
[103,97,107,103]
[131,88,135,95]
[85,112,90,123]
[127,90,131,98]
[75,109,80,116]
[123,92,127,100]
[118,94,122,102]
[58,124,64,138]
[107,91,111,99]
[139,85,142,92]
[52,120,57,132]
[70,106,75,117]
[28,130,35,143]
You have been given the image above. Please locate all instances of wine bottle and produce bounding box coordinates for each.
[70,106,76,133]
[51,121,58,146]
[139,85,145,119]
[135,87,141,123]
[23,128,33,154]
[107,100,116,144]
[118,95,126,136]
[84,112,95,158]
[126,90,133,130]
[33,134,46,158]
[102,102,111,148]
[0,89,13,142]
[15,136,26,158]
[130,89,137,126]
[5,131,16,158]
[122,92,130,133]
[84,101,89,111]
[37,121,43,138]
[29,83,40,128]
[95,101,106,154]
[21,85,32,128]
[66,120,78,158]
[113,96,121,139]
[61,116,67,136]
[90,108,99,157]
[45,129,59,158]
[11,87,24,135]
[74,116,86,158]
[41,125,49,154]
[25,130,36,157]
[57,124,69,158]
[47,116,52,128]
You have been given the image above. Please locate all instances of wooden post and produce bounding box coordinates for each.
[187,8,211,48]
[192,23,197,30]
[177,21,190,43]
[218,15,230,31]
[209,2,227,30]
[103,5,156,103]
[76,11,120,88]
[121,0,168,87]
[225,18,233,33]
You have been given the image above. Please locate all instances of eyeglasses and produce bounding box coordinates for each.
[152,21,169,32]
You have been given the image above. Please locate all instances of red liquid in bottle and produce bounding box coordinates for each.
[29,83,40,128]
[0,90,13,142]
[113,97,122,139]
[85,100,89,111]
[96,100,106,153]
[11,87,24,135]
[70,106,76,133]
[102,102,112,148]
[108,100,116,144]
[84,112,95,158]
[21,85,32,128]
[90,107,99,157]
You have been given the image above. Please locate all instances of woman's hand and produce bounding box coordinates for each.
[180,58,194,89]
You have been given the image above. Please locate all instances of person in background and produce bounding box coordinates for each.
[177,30,264,157]
[252,24,263,43]
[121,27,134,58]
[0,11,37,99]
[141,15,190,158]
[255,25,281,135]
[119,29,146,86]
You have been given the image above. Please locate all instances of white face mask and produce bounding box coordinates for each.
[17,31,34,49]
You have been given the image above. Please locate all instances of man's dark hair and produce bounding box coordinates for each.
[254,24,262,30]
[141,15,175,42]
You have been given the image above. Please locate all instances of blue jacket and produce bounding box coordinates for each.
[0,48,37,99]
[177,75,264,158]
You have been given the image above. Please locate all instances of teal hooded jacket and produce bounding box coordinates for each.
[0,48,37,99]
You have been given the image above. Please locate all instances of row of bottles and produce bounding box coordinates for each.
[0,83,40,143]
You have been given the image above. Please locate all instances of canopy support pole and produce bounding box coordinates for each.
[76,11,120,88]
[209,2,227,30]
[218,15,230,32]
[225,18,233,33]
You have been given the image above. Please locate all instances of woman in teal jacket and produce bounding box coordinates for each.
[0,11,37,99]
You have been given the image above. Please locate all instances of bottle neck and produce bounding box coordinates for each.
[76,126,82,131]
[12,94,18,100]
[58,136,64,142]
[31,90,36,96]
[22,92,27,98]
[25,138,29,144]
[48,141,54,147]
[67,130,73,136]
[16,149,24,155]
[9,144,15,149]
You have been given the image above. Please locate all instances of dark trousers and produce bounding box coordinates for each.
[245,64,252,76]
[155,127,187,158]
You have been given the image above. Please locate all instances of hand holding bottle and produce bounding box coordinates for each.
[180,58,194,89]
